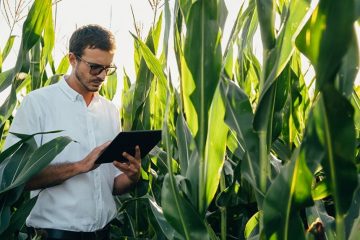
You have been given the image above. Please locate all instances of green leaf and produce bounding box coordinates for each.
[0,187,23,234]
[152,12,163,53]
[203,85,228,208]
[176,114,194,176]
[131,23,168,130]
[263,148,313,240]
[305,201,336,240]
[2,35,16,62]
[244,211,260,239]
[55,55,70,74]
[161,174,209,240]
[0,69,14,92]
[349,216,360,240]
[0,86,17,127]
[0,131,52,164]
[0,0,53,127]
[131,30,155,130]
[255,0,275,51]
[0,142,35,192]
[337,30,359,98]
[181,0,222,146]
[41,3,55,72]
[0,136,72,193]
[99,73,118,101]
[180,0,223,215]
[316,87,357,216]
[253,0,314,197]
[311,179,330,201]
[148,197,182,239]
[0,195,37,238]
[221,80,263,201]
[296,0,355,91]
[131,33,168,87]
[121,70,134,131]
[30,39,42,90]
[303,86,358,238]
[345,177,360,238]
[21,0,52,52]
[179,0,192,21]
[162,0,171,62]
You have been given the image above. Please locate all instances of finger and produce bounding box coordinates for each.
[134,145,141,161]
[113,160,132,171]
[100,141,111,150]
[95,141,111,155]
[122,151,137,165]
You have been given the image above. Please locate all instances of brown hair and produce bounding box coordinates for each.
[69,24,116,57]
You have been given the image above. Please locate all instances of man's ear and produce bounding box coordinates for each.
[68,52,77,66]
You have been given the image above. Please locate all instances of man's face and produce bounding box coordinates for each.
[72,48,115,93]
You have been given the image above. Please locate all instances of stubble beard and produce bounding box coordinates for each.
[75,68,101,93]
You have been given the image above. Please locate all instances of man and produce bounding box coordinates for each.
[5,24,140,239]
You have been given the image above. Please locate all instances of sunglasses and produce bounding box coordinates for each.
[76,55,117,76]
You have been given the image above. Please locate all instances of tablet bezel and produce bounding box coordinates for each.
[95,130,162,164]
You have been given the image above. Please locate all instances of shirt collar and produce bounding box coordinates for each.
[58,76,101,103]
[58,76,81,101]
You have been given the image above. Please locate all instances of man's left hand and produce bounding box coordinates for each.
[113,145,141,183]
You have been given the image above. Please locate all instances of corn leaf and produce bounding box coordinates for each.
[148,197,182,239]
[305,200,336,240]
[0,195,38,238]
[176,114,194,176]
[131,33,168,130]
[0,0,52,126]
[203,85,228,207]
[221,79,261,192]
[99,73,118,101]
[304,86,358,238]
[338,30,359,98]
[0,136,72,193]
[161,174,209,240]
[30,40,41,90]
[255,0,275,51]
[131,30,155,130]
[263,147,313,239]
[2,35,16,62]
[296,0,354,91]
[0,187,23,234]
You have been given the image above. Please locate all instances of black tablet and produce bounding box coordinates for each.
[95,130,162,164]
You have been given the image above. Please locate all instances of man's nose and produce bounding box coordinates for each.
[97,69,107,79]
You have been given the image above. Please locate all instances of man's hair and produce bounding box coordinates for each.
[69,24,116,57]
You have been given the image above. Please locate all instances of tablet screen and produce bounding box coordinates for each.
[95,130,162,164]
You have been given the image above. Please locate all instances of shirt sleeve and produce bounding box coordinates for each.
[3,94,42,150]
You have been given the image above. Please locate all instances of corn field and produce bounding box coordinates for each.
[0,0,360,239]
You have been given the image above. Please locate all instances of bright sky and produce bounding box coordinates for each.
[0,0,242,106]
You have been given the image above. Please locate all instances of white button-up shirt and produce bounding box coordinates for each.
[5,78,121,232]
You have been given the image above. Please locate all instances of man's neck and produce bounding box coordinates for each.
[65,75,94,106]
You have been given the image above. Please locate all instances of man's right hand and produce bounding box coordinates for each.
[77,141,111,173]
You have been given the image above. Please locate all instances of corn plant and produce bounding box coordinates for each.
[1,0,360,239]
[0,1,73,238]
[121,0,360,239]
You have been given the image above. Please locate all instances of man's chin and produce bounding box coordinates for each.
[89,84,102,92]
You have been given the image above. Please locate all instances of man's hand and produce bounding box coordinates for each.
[25,141,111,190]
[113,145,142,183]
[77,141,111,173]
[112,146,142,195]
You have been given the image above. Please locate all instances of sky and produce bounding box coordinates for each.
[0,0,243,106]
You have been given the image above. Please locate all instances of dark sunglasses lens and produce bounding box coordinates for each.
[89,65,104,76]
